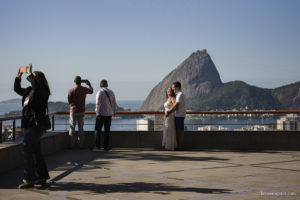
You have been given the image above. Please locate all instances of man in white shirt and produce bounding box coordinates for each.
[95,80,117,150]
[166,81,186,150]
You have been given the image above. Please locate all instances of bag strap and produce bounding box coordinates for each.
[104,90,113,108]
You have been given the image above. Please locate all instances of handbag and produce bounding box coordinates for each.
[36,115,51,131]
[34,106,51,131]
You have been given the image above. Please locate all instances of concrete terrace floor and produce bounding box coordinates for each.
[0,149,300,200]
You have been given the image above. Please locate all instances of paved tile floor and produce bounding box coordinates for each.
[0,149,300,200]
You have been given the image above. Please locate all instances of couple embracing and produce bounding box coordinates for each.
[162,81,186,151]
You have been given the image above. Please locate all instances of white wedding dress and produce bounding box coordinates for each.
[162,100,177,150]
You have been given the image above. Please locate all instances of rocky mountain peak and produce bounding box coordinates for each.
[140,49,223,111]
[190,49,208,56]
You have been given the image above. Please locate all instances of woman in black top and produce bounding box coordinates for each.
[14,64,51,189]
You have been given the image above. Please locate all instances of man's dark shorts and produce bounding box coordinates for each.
[175,117,185,131]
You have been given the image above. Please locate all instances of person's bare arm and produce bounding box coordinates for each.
[68,90,73,105]
[166,102,179,116]
[16,68,23,79]
[28,64,32,74]
[14,68,25,96]
[171,97,176,105]
[86,80,93,94]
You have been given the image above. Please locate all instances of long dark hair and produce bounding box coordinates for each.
[33,71,51,95]
[166,88,176,98]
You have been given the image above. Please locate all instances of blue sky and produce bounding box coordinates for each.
[0,0,299,101]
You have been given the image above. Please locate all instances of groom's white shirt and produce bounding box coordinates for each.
[175,91,186,118]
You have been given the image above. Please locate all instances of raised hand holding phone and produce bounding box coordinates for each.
[17,66,27,78]
[28,64,32,74]
[19,66,28,73]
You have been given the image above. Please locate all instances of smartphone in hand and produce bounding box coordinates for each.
[19,66,28,73]
[81,79,88,83]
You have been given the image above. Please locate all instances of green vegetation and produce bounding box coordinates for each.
[186,81,282,110]
[3,101,142,119]
[47,101,69,112]
[273,81,300,92]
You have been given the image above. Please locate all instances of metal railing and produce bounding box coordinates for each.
[1,110,300,143]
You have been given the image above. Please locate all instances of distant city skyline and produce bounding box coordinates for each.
[0,0,299,102]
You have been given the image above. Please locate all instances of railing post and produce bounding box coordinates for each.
[52,115,55,131]
[13,120,16,141]
[0,121,2,143]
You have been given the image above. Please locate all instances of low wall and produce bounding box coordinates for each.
[0,131,69,173]
[98,131,300,150]
[0,130,300,173]
[183,131,300,150]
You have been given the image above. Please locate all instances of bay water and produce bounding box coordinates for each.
[0,100,277,131]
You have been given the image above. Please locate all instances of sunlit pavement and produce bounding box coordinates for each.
[0,148,300,200]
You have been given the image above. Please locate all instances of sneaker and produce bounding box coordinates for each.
[18,181,34,189]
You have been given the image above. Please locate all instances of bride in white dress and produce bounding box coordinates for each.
[162,88,177,150]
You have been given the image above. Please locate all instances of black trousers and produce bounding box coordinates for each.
[23,127,50,182]
[95,115,112,149]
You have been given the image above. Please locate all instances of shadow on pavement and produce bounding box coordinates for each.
[0,149,232,189]
[42,181,232,195]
